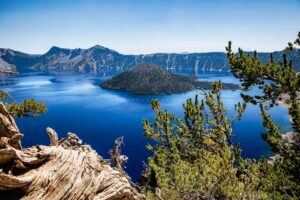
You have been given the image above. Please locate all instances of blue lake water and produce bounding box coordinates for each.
[0,71,292,181]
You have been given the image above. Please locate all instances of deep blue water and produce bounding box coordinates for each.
[0,71,291,181]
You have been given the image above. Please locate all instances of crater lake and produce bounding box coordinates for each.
[0,70,291,181]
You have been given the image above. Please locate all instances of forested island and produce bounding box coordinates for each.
[100,63,240,94]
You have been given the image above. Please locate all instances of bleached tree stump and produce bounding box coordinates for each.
[0,103,145,200]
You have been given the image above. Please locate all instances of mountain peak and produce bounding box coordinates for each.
[46,46,70,55]
[92,45,106,49]
[89,45,111,50]
[88,45,120,54]
[49,46,63,50]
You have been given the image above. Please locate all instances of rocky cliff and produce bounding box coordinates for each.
[1,46,299,74]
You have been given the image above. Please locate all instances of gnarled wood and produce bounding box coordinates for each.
[46,127,58,146]
[0,103,22,149]
[0,102,145,200]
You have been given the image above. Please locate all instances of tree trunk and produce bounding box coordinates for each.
[0,103,145,200]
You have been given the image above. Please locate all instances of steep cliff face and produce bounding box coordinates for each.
[0,102,145,200]
[0,48,40,72]
[31,45,131,73]
[0,46,299,74]
[0,49,16,72]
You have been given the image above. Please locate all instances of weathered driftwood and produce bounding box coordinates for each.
[0,102,145,200]
[0,103,22,149]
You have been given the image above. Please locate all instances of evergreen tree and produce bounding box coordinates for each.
[226,31,300,188]
[0,89,46,117]
[142,32,300,199]
[142,82,279,199]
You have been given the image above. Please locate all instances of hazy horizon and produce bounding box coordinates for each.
[1,0,300,54]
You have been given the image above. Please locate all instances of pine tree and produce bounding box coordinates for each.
[142,32,300,199]
[142,82,273,199]
[226,31,300,194]
[0,89,46,117]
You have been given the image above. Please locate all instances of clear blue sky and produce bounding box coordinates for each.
[0,0,299,54]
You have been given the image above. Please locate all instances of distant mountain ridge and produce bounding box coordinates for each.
[0,45,299,73]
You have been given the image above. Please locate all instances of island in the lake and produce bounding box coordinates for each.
[100,63,240,95]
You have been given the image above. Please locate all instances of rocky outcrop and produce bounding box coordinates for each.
[0,102,145,200]
[0,49,15,72]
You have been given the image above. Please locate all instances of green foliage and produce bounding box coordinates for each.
[142,33,300,199]
[0,90,47,117]
[143,84,297,199]
[226,31,300,195]
[142,82,288,199]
